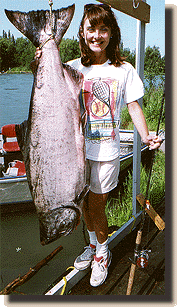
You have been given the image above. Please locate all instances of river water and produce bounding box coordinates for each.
[0,73,87,295]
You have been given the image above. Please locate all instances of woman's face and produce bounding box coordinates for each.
[82,17,111,55]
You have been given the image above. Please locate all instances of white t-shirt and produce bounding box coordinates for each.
[67,58,144,162]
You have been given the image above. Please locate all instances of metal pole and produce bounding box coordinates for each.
[132,16,146,215]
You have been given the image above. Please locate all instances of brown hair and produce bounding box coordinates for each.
[78,4,125,67]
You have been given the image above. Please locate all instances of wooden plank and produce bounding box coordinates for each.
[45,212,142,295]
[137,234,165,295]
[136,194,165,230]
[68,202,165,296]
[98,0,150,23]
[68,222,159,295]
[110,228,165,295]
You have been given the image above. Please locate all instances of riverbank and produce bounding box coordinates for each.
[0,71,32,74]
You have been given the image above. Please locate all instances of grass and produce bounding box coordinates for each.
[5,67,32,74]
[105,150,165,228]
[120,83,165,131]
[109,82,165,229]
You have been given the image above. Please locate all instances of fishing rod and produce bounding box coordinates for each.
[126,85,165,295]
[145,86,165,202]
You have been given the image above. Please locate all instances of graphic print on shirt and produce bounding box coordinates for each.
[82,78,120,142]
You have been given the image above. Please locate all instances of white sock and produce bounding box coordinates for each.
[87,230,97,248]
[96,239,109,260]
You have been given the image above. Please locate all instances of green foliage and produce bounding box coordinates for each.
[105,196,132,228]
[143,84,165,131]
[0,37,17,71]
[119,104,132,129]
[120,43,135,67]
[59,38,81,63]
[15,37,36,70]
[0,31,81,72]
[1,31,165,76]
[120,84,165,131]
[0,31,35,71]
[144,46,165,87]
[105,151,165,228]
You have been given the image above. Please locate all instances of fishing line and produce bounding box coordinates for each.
[142,85,165,246]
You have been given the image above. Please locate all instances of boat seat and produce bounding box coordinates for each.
[1,124,17,137]
[3,142,20,152]
[1,124,20,152]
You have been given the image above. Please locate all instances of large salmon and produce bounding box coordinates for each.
[5,5,88,245]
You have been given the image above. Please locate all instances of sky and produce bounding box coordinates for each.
[0,0,167,57]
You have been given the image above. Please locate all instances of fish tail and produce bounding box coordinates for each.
[5,4,75,47]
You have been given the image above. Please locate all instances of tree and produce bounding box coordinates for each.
[144,46,165,86]
[123,48,135,67]
[0,31,165,76]
[59,38,81,63]
[3,30,7,39]
[0,38,17,71]
[15,37,35,69]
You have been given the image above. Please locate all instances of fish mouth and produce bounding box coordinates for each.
[38,203,81,246]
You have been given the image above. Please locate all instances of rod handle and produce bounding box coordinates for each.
[135,230,142,245]
[126,263,136,295]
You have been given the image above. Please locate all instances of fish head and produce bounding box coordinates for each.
[5,4,75,47]
[39,201,82,246]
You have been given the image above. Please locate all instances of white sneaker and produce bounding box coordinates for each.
[90,250,112,287]
[74,245,96,270]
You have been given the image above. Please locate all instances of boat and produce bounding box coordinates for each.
[0,124,149,207]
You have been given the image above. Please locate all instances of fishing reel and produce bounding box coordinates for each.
[135,248,151,268]
[130,247,151,268]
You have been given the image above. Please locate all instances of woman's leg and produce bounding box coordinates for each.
[85,190,109,243]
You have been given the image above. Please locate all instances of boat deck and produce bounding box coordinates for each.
[68,199,165,296]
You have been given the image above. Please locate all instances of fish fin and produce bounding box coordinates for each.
[63,63,84,100]
[5,5,75,47]
[15,120,28,151]
[74,184,90,205]
[63,64,86,134]
[81,111,87,135]
[79,90,87,134]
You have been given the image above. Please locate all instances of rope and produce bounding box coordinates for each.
[60,277,67,295]
[39,35,55,50]
[108,231,117,237]
[60,266,75,295]
[39,0,55,49]
[48,0,54,33]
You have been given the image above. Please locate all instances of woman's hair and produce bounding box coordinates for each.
[78,4,125,67]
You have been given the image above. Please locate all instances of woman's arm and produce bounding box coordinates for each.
[127,101,162,150]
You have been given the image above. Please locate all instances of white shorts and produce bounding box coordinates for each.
[86,157,120,194]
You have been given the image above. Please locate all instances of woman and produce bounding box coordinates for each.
[33,3,162,287]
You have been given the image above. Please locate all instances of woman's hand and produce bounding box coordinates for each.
[34,47,42,61]
[127,101,163,150]
[142,134,163,150]
[30,48,42,74]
